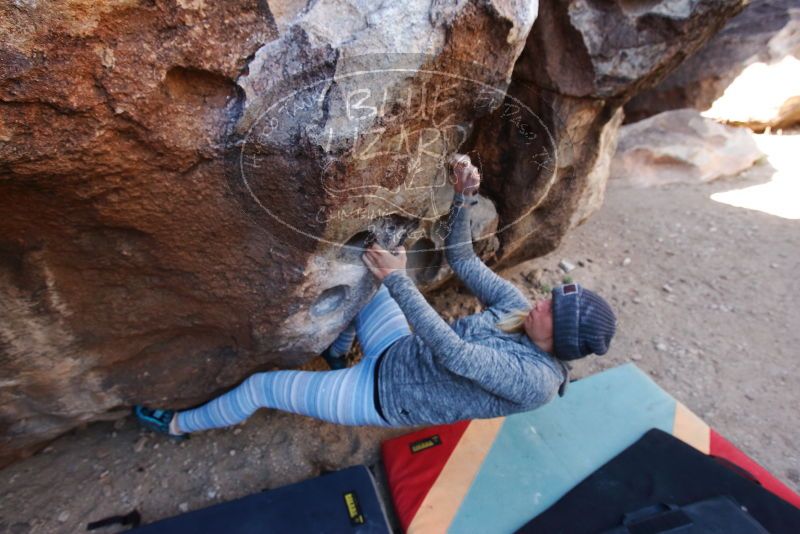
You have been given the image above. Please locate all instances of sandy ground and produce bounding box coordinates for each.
[1,157,798,533]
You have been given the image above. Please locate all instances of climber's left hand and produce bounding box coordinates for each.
[362,243,407,281]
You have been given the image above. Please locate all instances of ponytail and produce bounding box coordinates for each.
[495,308,530,334]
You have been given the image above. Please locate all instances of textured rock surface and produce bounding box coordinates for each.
[0,0,533,466]
[625,0,800,123]
[0,0,744,465]
[466,0,746,268]
[610,109,763,187]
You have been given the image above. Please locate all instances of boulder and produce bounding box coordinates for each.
[0,0,534,467]
[610,109,763,187]
[625,0,800,123]
[466,0,746,268]
[0,0,745,465]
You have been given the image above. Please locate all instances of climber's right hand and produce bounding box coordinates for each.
[449,153,481,196]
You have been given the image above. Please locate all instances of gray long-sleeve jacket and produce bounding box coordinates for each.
[377,191,569,426]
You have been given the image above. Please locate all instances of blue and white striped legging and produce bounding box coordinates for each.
[176,285,411,432]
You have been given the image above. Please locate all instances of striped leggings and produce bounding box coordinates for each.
[176,285,411,432]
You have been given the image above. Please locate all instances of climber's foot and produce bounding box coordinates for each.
[133,405,188,441]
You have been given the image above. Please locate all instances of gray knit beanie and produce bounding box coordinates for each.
[551,283,617,361]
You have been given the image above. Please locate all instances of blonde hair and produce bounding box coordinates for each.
[495,308,530,334]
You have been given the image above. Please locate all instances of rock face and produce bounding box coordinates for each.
[466,0,746,268]
[625,0,800,124]
[610,109,763,187]
[0,0,744,465]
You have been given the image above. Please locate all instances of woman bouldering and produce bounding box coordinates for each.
[134,154,617,436]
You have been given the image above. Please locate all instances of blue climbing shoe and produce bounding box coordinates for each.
[321,347,348,370]
[133,405,187,441]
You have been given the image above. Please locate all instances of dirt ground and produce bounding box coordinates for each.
[1,155,798,533]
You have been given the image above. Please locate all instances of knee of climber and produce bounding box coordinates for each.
[242,372,267,396]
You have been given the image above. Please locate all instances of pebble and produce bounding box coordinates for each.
[558,259,576,273]
[630,353,642,361]
[207,489,217,499]
[233,428,242,435]
[134,437,148,453]
[787,468,800,484]
[622,257,631,266]
[229,450,236,456]
[662,283,674,293]
[179,502,189,512]
[655,342,668,352]
[522,269,542,283]
[57,511,69,523]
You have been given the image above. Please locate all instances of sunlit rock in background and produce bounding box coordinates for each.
[611,109,764,187]
[702,56,800,130]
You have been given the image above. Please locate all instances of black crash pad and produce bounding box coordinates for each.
[134,465,392,533]
[518,429,800,534]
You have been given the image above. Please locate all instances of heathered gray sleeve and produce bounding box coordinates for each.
[382,270,542,404]
[443,192,530,314]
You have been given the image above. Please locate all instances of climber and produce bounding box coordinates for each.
[134,154,617,436]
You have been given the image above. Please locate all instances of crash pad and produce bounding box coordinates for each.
[380,363,800,533]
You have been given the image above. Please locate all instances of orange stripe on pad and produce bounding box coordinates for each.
[407,417,505,534]
[672,402,710,454]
